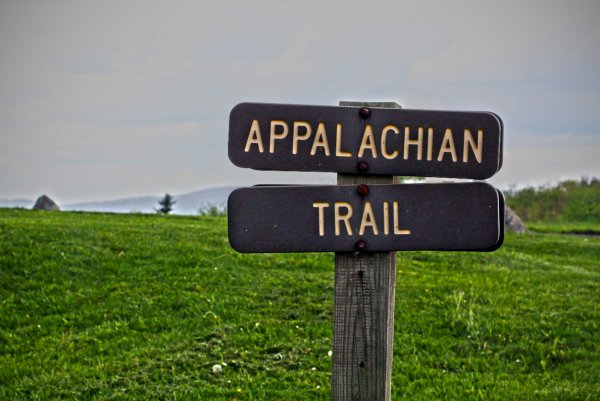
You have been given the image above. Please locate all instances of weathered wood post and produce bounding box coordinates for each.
[332,101,401,401]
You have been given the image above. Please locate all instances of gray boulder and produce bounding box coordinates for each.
[33,195,60,211]
[504,205,527,233]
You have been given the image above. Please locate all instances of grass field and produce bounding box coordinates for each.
[1,209,599,400]
[527,221,600,235]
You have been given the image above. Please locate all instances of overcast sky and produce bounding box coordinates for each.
[1,0,599,203]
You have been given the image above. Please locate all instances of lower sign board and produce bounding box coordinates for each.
[228,182,502,253]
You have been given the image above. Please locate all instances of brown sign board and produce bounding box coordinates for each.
[229,102,503,179]
[228,182,503,253]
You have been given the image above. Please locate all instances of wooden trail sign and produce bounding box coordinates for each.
[227,182,503,253]
[226,99,505,401]
[229,102,503,179]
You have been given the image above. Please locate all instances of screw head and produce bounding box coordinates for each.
[357,161,369,173]
[359,107,371,119]
[354,240,367,252]
[357,184,369,197]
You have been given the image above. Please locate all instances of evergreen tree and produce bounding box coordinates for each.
[157,193,176,215]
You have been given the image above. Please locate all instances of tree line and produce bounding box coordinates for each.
[157,178,600,222]
[505,177,600,222]
[156,194,226,216]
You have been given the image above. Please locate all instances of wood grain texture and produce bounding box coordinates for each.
[331,101,399,401]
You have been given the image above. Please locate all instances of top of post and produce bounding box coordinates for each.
[339,101,401,109]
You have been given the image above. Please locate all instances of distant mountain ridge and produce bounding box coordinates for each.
[0,199,33,209]
[0,187,237,215]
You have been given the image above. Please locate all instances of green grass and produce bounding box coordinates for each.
[1,209,599,400]
[527,221,600,235]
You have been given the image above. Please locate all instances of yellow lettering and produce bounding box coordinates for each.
[359,202,379,235]
[335,123,352,157]
[383,201,390,235]
[292,122,312,155]
[269,120,289,153]
[437,128,458,162]
[334,202,353,236]
[404,126,423,160]
[427,127,434,161]
[310,123,331,156]
[393,202,411,235]
[463,129,484,163]
[244,120,264,153]
[312,202,329,236]
[381,125,399,160]
[358,124,378,158]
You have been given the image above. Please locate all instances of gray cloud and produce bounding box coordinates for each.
[1,0,599,203]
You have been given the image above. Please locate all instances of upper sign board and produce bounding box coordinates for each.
[229,102,503,179]
[228,182,503,253]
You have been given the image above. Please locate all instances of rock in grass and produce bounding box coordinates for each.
[505,206,527,233]
[33,195,60,211]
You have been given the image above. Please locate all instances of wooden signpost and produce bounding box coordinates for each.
[333,101,398,401]
[227,100,504,401]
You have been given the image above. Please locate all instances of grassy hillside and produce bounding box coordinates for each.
[1,209,599,400]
